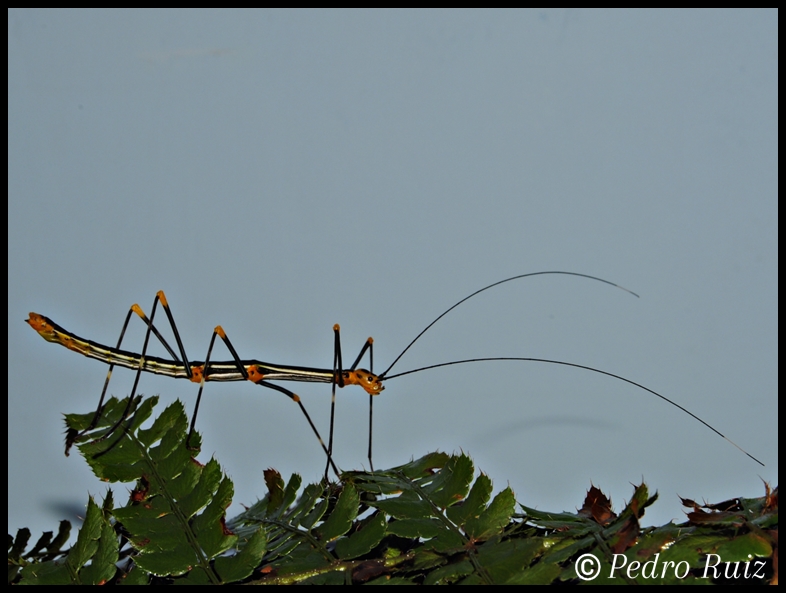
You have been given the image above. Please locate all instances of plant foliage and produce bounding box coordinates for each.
[9,396,778,584]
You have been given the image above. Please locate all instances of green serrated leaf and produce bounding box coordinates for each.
[136,400,187,448]
[409,548,448,571]
[66,497,103,577]
[176,458,222,518]
[121,504,194,539]
[394,452,451,479]
[118,565,150,585]
[277,473,303,517]
[447,473,492,526]
[266,544,331,577]
[715,532,773,562]
[63,407,102,432]
[373,497,433,520]
[18,558,71,585]
[20,497,118,585]
[621,482,650,519]
[113,495,204,578]
[465,487,515,541]
[133,545,200,578]
[264,530,305,561]
[539,534,596,565]
[77,398,159,482]
[290,482,327,528]
[36,398,778,586]
[191,475,237,558]
[78,516,118,584]
[423,559,473,585]
[80,435,146,482]
[476,537,543,583]
[166,456,203,502]
[427,529,466,553]
[64,396,144,434]
[505,557,562,584]
[421,453,474,509]
[387,517,442,539]
[346,472,409,495]
[125,396,160,433]
[317,483,359,541]
[519,503,589,525]
[335,512,387,560]
[149,426,190,474]
[214,527,267,583]
[310,499,335,529]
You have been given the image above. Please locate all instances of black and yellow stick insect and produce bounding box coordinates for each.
[26,271,764,478]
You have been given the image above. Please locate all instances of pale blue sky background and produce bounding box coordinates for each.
[9,9,777,538]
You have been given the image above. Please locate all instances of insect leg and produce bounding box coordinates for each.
[186,325,247,450]
[91,292,177,456]
[247,378,340,479]
[324,325,345,480]
[67,291,191,455]
[348,337,375,472]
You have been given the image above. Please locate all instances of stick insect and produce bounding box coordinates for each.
[26,271,764,478]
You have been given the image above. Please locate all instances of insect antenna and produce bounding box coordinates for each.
[378,271,639,380]
[371,271,762,469]
[384,357,764,467]
[362,272,638,469]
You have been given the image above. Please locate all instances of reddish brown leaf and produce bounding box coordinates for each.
[609,515,640,554]
[263,468,282,490]
[130,475,150,503]
[578,485,616,525]
[763,483,778,514]
[686,507,744,526]
[703,497,742,512]
[220,516,234,536]
[679,496,699,509]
